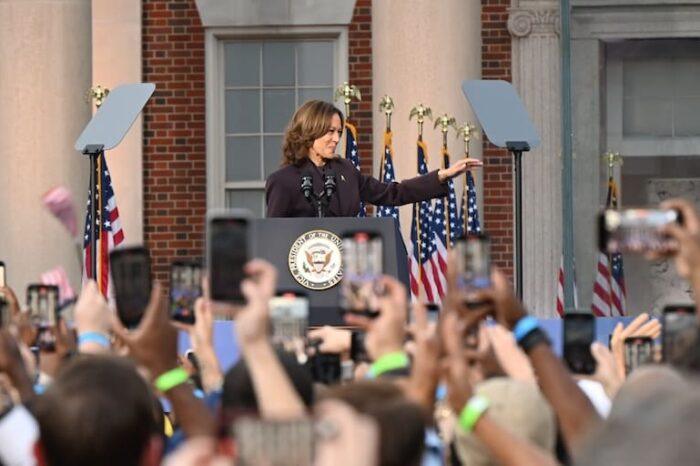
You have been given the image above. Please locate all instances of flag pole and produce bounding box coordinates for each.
[435,114,456,247]
[409,104,432,287]
[457,122,479,234]
[84,85,109,280]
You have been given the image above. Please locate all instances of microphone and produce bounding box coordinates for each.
[323,170,337,200]
[301,174,313,200]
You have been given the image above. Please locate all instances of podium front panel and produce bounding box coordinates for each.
[251,217,408,326]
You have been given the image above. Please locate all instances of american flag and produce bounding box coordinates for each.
[460,170,481,235]
[556,255,579,317]
[443,149,463,245]
[408,140,443,302]
[376,130,399,220]
[83,154,124,297]
[344,122,366,217]
[591,178,626,316]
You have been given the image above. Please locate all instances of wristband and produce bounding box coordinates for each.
[77,332,111,349]
[458,395,490,433]
[513,316,539,343]
[154,367,189,393]
[368,351,410,378]
[519,327,550,353]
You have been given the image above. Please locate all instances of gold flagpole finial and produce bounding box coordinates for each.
[409,104,432,139]
[87,85,110,109]
[456,122,479,157]
[334,82,361,120]
[434,113,457,148]
[602,151,622,178]
[379,95,395,131]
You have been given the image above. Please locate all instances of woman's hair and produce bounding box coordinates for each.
[281,100,344,166]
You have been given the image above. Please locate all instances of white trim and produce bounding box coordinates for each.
[205,25,349,211]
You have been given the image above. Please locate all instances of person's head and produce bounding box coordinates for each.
[221,350,314,421]
[282,100,344,166]
[577,382,700,466]
[34,355,161,466]
[608,365,687,421]
[322,380,426,466]
[455,377,556,466]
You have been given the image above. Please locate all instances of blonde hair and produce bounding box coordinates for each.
[281,100,344,166]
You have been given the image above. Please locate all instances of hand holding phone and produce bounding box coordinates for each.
[27,284,60,351]
[340,232,383,317]
[170,261,203,325]
[563,313,596,375]
[207,210,250,304]
[110,247,152,328]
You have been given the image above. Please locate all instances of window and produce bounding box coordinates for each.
[211,34,344,217]
[607,39,700,156]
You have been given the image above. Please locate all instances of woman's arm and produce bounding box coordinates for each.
[359,169,448,207]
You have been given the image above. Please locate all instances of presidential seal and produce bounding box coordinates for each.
[288,230,343,290]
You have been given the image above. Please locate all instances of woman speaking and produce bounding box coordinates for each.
[265,100,481,218]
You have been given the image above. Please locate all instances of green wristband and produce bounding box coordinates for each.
[154,367,189,393]
[369,351,410,378]
[458,395,490,433]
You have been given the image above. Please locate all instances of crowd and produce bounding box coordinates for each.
[0,197,699,466]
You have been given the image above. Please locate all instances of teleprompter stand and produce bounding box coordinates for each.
[461,80,540,300]
[74,83,155,279]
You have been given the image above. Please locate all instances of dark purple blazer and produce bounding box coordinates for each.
[265,156,449,217]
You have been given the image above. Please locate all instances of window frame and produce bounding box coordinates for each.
[206,26,349,213]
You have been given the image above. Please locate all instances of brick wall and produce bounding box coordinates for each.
[481,0,513,278]
[141,0,374,281]
[142,0,206,282]
[348,0,373,178]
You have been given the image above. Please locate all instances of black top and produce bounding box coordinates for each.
[265,157,449,218]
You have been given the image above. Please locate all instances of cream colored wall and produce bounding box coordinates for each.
[372,0,482,242]
[92,0,143,246]
[0,0,92,293]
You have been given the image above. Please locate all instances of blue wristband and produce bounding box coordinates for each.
[77,332,110,349]
[513,316,539,343]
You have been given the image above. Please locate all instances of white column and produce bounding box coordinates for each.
[93,0,143,245]
[0,0,92,292]
[508,1,562,316]
[372,0,482,242]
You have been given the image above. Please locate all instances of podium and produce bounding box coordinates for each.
[249,217,409,326]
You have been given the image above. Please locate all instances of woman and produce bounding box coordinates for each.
[265,100,481,218]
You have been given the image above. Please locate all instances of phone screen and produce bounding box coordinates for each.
[27,285,59,351]
[663,305,697,364]
[455,235,491,291]
[232,418,314,465]
[270,292,309,343]
[170,261,203,325]
[563,313,596,374]
[340,232,382,316]
[624,336,654,375]
[599,208,679,254]
[110,247,152,328]
[208,216,248,304]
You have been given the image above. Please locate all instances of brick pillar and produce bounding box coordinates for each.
[349,0,374,178]
[481,0,514,279]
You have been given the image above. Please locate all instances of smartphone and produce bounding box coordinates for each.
[455,235,492,292]
[232,418,314,466]
[169,260,203,325]
[563,313,596,375]
[662,304,697,364]
[598,208,681,254]
[27,284,59,351]
[269,292,309,360]
[624,336,654,375]
[110,247,152,328]
[340,231,383,317]
[207,210,250,304]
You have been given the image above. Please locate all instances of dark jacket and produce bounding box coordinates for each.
[265,156,449,217]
